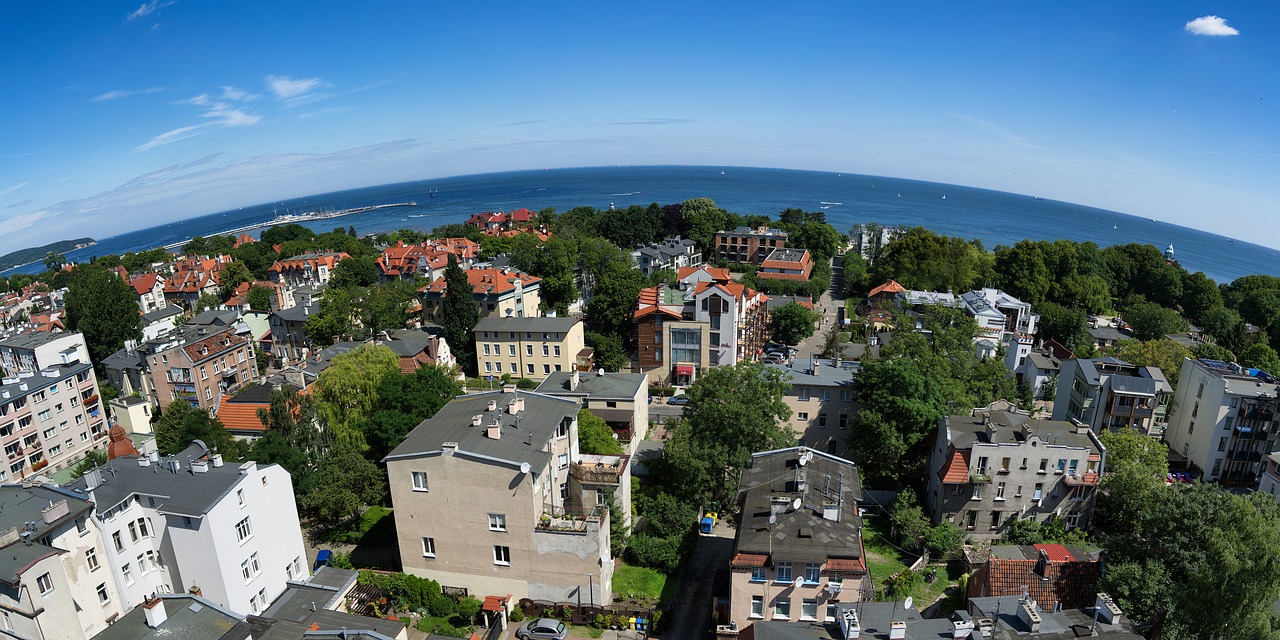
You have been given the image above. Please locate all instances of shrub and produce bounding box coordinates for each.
[509,608,525,623]
[924,522,965,560]
[516,377,538,390]
[626,534,681,573]
[455,596,482,625]
[428,592,457,618]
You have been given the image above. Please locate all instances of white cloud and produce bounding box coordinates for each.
[127,0,175,21]
[220,86,255,101]
[266,75,323,100]
[1185,15,1239,36]
[0,181,30,198]
[91,87,164,102]
[140,92,262,150]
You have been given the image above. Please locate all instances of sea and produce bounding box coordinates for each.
[10,166,1277,285]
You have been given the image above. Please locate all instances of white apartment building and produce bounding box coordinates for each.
[1164,358,1280,487]
[71,441,308,616]
[0,330,91,375]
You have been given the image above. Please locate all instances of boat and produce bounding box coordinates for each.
[941,194,946,200]
[1113,224,1118,230]
[720,170,725,175]
[897,193,901,197]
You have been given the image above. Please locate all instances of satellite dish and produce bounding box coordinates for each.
[904,596,914,611]
[794,576,805,589]
[519,462,531,474]
[798,455,808,466]
[792,497,802,511]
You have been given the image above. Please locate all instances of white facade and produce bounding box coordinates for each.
[1164,358,1280,486]
[0,331,91,374]
[79,447,307,616]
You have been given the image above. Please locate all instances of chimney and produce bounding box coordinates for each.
[1095,593,1122,625]
[570,369,580,391]
[487,399,498,412]
[502,384,517,394]
[149,450,160,463]
[472,414,483,426]
[238,461,256,475]
[952,617,975,639]
[888,620,906,640]
[138,457,150,467]
[85,468,102,490]
[442,442,459,455]
[1017,599,1042,633]
[143,595,168,629]
[837,608,859,639]
[486,423,502,440]
[211,453,223,468]
[188,585,202,597]
[191,459,208,473]
[507,398,520,415]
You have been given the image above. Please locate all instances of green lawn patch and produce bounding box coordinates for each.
[323,506,394,544]
[613,563,668,602]
[416,615,473,637]
[570,624,605,639]
[861,517,960,606]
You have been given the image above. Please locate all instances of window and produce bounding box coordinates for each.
[122,563,133,585]
[526,363,534,374]
[995,482,1006,500]
[1015,485,1023,498]
[1056,459,1066,473]
[750,567,766,582]
[526,344,534,356]
[488,513,507,531]
[241,558,253,581]
[205,388,213,400]
[554,345,561,357]
[485,362,493,373]
[558,453,569,469]
[412,471,428,491]
[543,364,551,375]
[128,521,139,542]
[1068,459,1079,475]
[991,511,1002,530]
[542,345,550,356]
[976,456,988,474]
[291,556,304,579]
[818,414,827,428]
[113,531,123,552]
[840,389,853,402]
[493,545,511,566]
[797,412,809,421]
[237,488,245,506]
[42,426,57,439]
[97,582,110,604]
[235,516,253,543]
[422,537,436,557]
[1033,483,1044,500]
[36,573,53,594]
[508,345,516,356]
[774,598,791,619]
[1000,457,1011,472]
[798,388,810,401]
[556,421,570,438]
[1038,458,1048,473]
[1219,437,1228,452]
[86,548,99,571]
[804,562,821,584]
[483,344,491,356]
[775,562,792,582]
[802,599,819,621]
[750,596,764,618]
[37,409,50,421]
[839,413,849,429]
[966,511,977,529]
[971,484,982,500]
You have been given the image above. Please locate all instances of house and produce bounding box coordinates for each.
[757,248,813,281]
[631,237,701,275]
[967,594,1140,638]
[385,388,618,604]
[1163,358,1280,487]
[958,289,1038,370]
[70,441,309,616]
[1051,357,1171,435]
[1087,324,1134,352]
[632,279,769,385]
[727,447,870,630]
[715,226,789,265]
[966,544,1103,611]
[0,361,109,477]
[849,224,902,263]
[127,273,168,314]
[144,325,259,412]
[926,407,1106,539]
[382,327,457,374]
[535,368,650,448]
[677,265,731,291]
[0,484,122,639]
[0,330,91,374]
[140,305,183,341]
[1013,345,1062,401]
[420,267,542,322]
[109,395,153,435]
[267,303,320,365]
[376,239,479,282]
[766,358,857,456]
[473,316,586,380]
[214,384,283,438]
[866,279,905,306]
[163,268,221,311]
[267,252,350,288]
[1260,453,1280,498]
[465,208,537,232]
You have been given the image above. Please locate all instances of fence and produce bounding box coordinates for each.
[516,598,654,630]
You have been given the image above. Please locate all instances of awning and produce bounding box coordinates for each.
[675,365,694,377]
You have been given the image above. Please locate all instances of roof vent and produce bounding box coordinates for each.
[192,459,208,474]
[1095,593,1122,625]
[839,608,860,639]
[1017,599,1042,633]
[138,457,151,467]
[211,453,223,468]
[487,400,498,412]
[472,414,483,426]
[888,621,906,640]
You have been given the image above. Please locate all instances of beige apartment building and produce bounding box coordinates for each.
[145,325,259,412]
[767,358,858,457]
[385,389,620,604]
[474,316,587,380]
[421,267,543,322]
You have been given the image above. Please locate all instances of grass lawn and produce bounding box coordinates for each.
[861,517,959,607]
[570,624,605,639]
[324,506,394,545]
[612,563,668,602]
[415,615,473,637]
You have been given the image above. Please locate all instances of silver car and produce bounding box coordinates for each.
[516,618,568,640]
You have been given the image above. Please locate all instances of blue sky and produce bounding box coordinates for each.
[2,2,1277,254]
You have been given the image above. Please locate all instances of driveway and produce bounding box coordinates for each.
[660,531,735,640]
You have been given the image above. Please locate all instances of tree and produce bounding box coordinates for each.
[314,345,401,451]
[193,293,221,313]
[662,361,794,506]
[770,303,817,345]
[43,251,66,271]
[1200,305,1246,353]
[1121,301,1186,342]
[1036,302,1093,355]
[578,409,624,455]
[69,449,108,479]
[153,400,243,457]
[254,386,328,484]
[1179,271,1222,324]
[819,324,846,358]
[356,365,461,460]
[586,331,629,372]
[302,445,388,530]
[246,285,274,311]
[363,281,419,336]
[1112,340,1192,389]
[330,255,380,289]
[218,261,254,300]
[64,264,142,369]
[439,255,478,375]
[678,198,729,255]
[924,521,965,560]
[887,488,931,552]
[1240,342,1280,375]
[586,262,646,341]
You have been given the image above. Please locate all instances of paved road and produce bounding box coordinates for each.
[661,533,734,640]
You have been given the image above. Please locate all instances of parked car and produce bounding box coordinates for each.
[517,618,569,640]
[667,394,690,405]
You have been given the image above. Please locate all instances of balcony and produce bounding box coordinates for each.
[1227,450,1264,463]
[572,455,628,485]
[1061,472,1101,486]
[970,472,992,484]
[536,504,606,535]
[1233,426,1270,441]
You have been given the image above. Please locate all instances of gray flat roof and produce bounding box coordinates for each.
[66,442,260,517]
[0,362,92,405]
[969,596,1143,638]
[766,359,856,388]
[474,315,581,333]
[142,305,184,323]
[92,594,249,640]
[386,390,580,472]
[0,330,77,349]
[273,303,320,324]
[535,371,646,400]
[945,411,1099,452]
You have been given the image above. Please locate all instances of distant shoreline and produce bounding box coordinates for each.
[0,239,96,272]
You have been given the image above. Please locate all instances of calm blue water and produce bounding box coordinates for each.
[13,166,1277,284]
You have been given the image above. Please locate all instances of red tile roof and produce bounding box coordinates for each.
[826,557,866,573]
[182,330,247,363]
[420,268,540,297]
[106,426,140,460]
[677,265,732,283]
[130,273,161,295]
[216,396,269,433]
[482,595,510,613]
[938,449,970,484]
[969,550,1102,610]
[1034,544,1074,562]
[869,279,906,297]
[731,553,768,568]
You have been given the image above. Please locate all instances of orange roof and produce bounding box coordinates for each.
[731,553,768,567]
[420,268,541,297]
[826,557,867,573]
[106,426,140,460]
[269,251,350,275]
[677,265,731,282]
[938,449,970,484]
[182,330,247,363]
[216,396,269,433]
[130,273,161,295]
[232,233,256,248]
[1033,544,1074,562]
[481,595,510,613]
[633,286,684,319]
[868,280,906,297]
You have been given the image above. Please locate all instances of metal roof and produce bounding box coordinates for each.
[535,371,646,400]
[66,442,262,517]
[474,315,581,334]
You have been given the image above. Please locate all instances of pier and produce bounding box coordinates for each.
[161,202,416,250]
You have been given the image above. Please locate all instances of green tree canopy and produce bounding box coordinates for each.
[1239,342,1280,375]
[246,285,274,311]
[218,261,254,300]
[153,400,244,457]
[64,264,143,369]
[1121,300,1187,342]
[769,302,817,345]
[302,445,388,530]
[439,255,478,375]
[330,255,380,289]
[1112,339,1192,389]
[578,409,624,455]
[314,344,400,451]
[355,365,461,461]
[586,331,630,372]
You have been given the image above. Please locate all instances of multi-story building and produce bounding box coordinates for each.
[630,237,701,275]
[715,226,789,265]
[420,267,542,322]
[128,273,168,314]
[0,330,91,374]
[766,359,857,456]
[1260,453,1280,498]
[0,484,123,639]
[1164,358,1280,486]
[376,239,479,282]
[633,276,769,385]
[967,594,1138,639]
[383,327,458,374]
[1052,357,1171,435]
[757,248,813,281]
[728,447,869,630]
[926,407,1106,538]
[385,388,618,604]
[71,441,308,616]
[849,224,902,263]
[965,544,1102,612]
[140,305,183,341]
[0,362,108,478]
[535,368,650,449]
[473,317,586,380]
[145,325,259,412]
[267,251,350,288]
[267,302,320,365]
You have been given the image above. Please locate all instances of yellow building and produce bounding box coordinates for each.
[474,316,588,380]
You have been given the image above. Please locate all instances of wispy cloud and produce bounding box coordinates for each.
[137,92,262,151]
[5,199,35,210]
[606,118,694,126]
[220,86,256,101]
[1185,15,1239,36]
[266,75,324,101]
[91,87,164,102]
[127,0,175,21]
[499,120,547,127]
[0,182,30,198]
